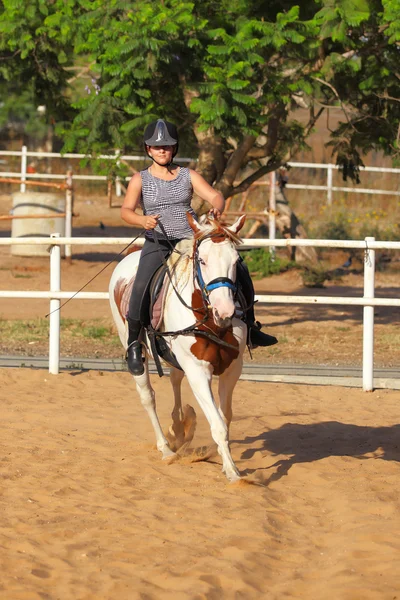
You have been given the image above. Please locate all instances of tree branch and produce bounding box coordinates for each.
[231,160,282,196]
[0,50,21,61]
[66,62,96,84]
[216,134,256,195]
[231,106,325,196]
[311,76,355,128]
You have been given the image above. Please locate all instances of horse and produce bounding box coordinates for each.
[109,213,247,482]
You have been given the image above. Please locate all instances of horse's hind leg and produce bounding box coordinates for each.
[167,367,196,451]
[133,363,175,460]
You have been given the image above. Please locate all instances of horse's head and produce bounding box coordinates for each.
[187,213,246,328]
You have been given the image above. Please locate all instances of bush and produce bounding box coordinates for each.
[320,213,353,240]
[301,264,330,288]
[243,249,296,278]
[358,222,400,241]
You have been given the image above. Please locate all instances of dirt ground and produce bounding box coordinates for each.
[0,191,399,368]
[1,192,400,599]
[0,368,400,599]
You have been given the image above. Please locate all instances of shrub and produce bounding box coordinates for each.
[243,249,296,278]
[358,222,400,241]
[301,264,330,288]
[320,213,353,240]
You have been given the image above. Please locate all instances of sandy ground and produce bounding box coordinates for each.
[1,368,399,599]
[1,192,400,598]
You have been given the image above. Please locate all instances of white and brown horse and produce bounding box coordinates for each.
[109,214,247,481]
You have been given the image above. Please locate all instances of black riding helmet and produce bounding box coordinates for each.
[143,119,179,164]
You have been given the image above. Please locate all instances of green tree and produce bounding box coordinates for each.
[0,0,77,126]
[54,0,400,195]
[1,0,399,259]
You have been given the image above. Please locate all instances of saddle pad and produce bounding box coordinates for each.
[120,275,135,321]
[119,273,169,331]
[151,276,169,331]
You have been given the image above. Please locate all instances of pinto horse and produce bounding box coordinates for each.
[109,214,247,481]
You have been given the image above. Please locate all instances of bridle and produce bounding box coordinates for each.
[146,227,243,377]
[150,225,240,349]
[154,222,237,313]
[194,237,237,308]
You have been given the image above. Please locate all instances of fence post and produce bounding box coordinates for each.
[49,233,61,375]
[363,236,375,391]
[65,170,73,261]
[115,150,122,197]
[269,170,276,258]
[20,145,27,193]
[327,164,333,205]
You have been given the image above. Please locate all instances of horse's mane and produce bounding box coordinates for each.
[166,239,194,295]
[193,220,243,246]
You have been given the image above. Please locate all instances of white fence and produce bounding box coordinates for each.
[1,147,400,204]
[0,235,399,391]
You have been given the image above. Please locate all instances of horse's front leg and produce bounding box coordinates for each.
[133,361,175,460]
[182,362,240,482]
[218,354,243,432]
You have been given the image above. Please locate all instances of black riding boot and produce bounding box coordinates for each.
[237,259,278,349]
[126,318,145,376]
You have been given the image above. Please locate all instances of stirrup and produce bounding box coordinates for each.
[249,322,278,350]
[126,340,145,376]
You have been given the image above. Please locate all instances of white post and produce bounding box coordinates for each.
[49,233,61,375]
[65,170,73,260]
[269,170,276,258]
[115,150,122,197]
[327,164,333,206]
[20,145,27,193]
[363,237,375,391]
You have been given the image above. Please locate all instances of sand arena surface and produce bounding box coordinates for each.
[1,367,400,599]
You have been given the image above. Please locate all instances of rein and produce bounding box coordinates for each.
[45,228,146,318]
[150,221,239,351]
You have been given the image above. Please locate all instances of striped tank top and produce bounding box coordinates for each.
[140,167,197,240]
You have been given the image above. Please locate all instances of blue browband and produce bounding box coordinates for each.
[196,262,237,296]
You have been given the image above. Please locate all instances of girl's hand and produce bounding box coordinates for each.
[142,214,160,229]
[208,207,221,220]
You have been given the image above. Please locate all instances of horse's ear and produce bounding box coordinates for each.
[228,214,246,234]
[186,212,202,235]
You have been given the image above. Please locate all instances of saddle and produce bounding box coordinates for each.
[121,265,182,375]
[146,265,183,374]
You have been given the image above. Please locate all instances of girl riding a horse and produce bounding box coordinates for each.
[121,118,276,376]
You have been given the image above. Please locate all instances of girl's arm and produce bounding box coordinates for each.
[120,173,159,229]
[189,170,225,218]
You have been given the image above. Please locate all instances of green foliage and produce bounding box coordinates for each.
[1,0,400,192]
[301,264,330,288]
[243,249,296,278]
[0,0,78,123]
[320,213,353,240]
[358,222,400,241]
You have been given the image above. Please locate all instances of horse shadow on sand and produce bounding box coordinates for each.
[232,420,400,485]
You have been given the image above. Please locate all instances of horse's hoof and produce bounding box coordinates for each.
[223,467,241,483]
[161,447,177,462]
